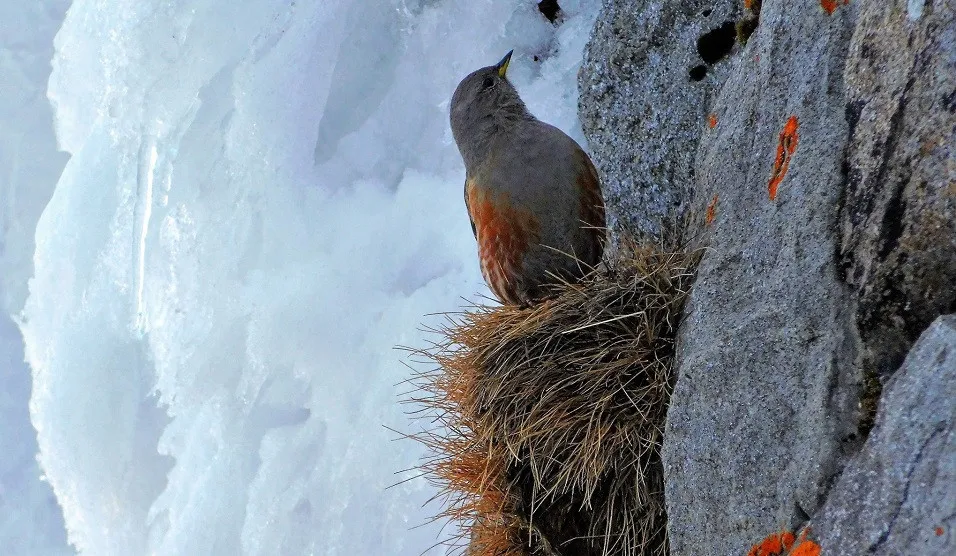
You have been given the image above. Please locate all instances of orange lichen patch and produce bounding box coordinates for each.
[768,115,799,201]
[936,526,945,536]
[820,0,849,14]
[747,528,821,556]
[789,540,821,556]
[708,113,719,129]
[748,531,796,556]
[744,0,753,9]
[466,180,541,305]
[705,194,719,226]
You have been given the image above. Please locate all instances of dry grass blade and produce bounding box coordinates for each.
[403,239,701,555]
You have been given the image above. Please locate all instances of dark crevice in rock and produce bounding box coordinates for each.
[688,64,708,81]
[876,182,907,261]
[794,500,811,523]
[736,0,761,45]
[696,21,736,64]
[836,103,861,284]
[736,16,759,45]
[858,369,882,438]
[840,101,867,223]
[943,87,956,112]
[845,100,865,137]
[871,75,914,262]
[538,0,561,24]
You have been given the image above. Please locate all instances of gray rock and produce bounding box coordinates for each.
[662,1,862,554]
[810,314,956,555]
[839,0,956,379]
[576,0,956,553]
[578,0,741,242]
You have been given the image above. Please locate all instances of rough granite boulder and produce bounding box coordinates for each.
[839,0,956,380]
[577,0,956,554]
[808,314,956,555]
[578,0,741,241]
[661,1,861,553]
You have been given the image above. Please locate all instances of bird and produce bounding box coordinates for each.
[450,50,606,306]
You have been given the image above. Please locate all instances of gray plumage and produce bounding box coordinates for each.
[450,51,606,305]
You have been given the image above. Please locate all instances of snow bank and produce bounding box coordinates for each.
[20,0,599,553]
[0,1,73,553]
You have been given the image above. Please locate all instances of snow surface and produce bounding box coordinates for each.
[0,1,73,554]
[7,0,599,553]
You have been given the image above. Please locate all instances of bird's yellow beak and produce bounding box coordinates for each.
[497,50,513,78]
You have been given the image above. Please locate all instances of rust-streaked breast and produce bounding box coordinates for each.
[465,178,541,305]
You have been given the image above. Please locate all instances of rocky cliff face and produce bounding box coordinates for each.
[578,0,742,241]
[578,0,955,554]
[810,314,956,554]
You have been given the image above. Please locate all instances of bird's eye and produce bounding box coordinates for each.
[481,76,495,89]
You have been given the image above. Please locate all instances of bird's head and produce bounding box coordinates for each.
[450,51,529,167]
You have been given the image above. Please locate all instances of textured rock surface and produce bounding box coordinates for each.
[810,314,956,555]
[578,0,741,241]
[839,0,956,378]
[661,1,862,554]
[576,0,956,553]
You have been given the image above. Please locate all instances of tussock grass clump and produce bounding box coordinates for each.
[405,241,699,555]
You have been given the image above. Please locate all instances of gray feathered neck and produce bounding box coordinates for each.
[450,68,535,173]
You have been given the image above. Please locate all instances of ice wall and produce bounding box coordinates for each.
[21,0,599,553]
[0,1,73,553]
